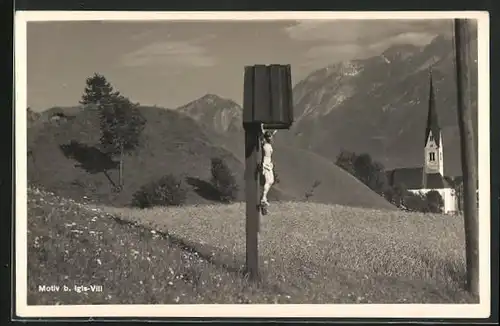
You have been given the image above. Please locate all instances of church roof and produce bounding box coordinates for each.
[425,72,441,147]
[386,167,452,190]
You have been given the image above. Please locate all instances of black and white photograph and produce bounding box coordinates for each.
[15,11,490,318]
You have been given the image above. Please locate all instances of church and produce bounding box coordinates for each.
[386,72,458,214]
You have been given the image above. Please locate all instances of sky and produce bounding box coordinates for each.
[26,19,455,111]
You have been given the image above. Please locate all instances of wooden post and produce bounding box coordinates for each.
[454,18,479,296]
[242,64,294,281]
[244,123,261,280]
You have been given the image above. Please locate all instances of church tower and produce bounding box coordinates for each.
[423,71,444,184]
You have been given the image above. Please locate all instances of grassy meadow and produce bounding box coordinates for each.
[27,186,477,305]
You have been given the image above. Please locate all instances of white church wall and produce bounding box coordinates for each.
[407,188,457,214]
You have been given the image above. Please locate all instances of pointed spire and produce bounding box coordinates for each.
[424,69,441,146]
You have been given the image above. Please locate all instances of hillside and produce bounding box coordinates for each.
[27,105,292,207]
[27,186,476,305]
[27,186,281,305]
[27,105,83,140]
[27,105,82,126]
[28,102,394,210]
[287,34,479,177]
[174,95,395,210]
[209,130,395,210]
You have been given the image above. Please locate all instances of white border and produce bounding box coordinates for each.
[15,11,491,319]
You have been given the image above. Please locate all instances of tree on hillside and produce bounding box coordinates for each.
[335,150,390,197]
[211,157,239,203]
[384,183,406,207]
[335,149,357,176]
[80,73,120,109]
[99,95,146,190]
[353,153,388,195]
[80,73,146,190]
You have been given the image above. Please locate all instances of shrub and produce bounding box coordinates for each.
[425,190,445,213]
[132,174,187,208]
[402,190,444,214]
[402,192,429,212]
[210,157,239,203]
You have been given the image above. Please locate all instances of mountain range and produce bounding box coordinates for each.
[283,34,479,177]
[165,34,478,178]
[176,94,243,133]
